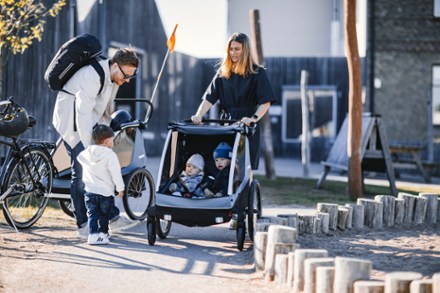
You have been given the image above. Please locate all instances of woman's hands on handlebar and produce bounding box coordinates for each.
[191,115,203,124]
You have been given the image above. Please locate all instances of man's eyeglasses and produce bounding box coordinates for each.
[117,63,137,80]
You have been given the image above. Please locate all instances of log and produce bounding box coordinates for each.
[316,266,335,293]
[287,252,295,288]
[333,257,372,293]
[274,254,289,286]
[303,257,334,293]
[394,198,404,225]
[419,193,439,224]
[433,272,440,293]
[346,203,364,229]
[337,207,349,231]
[254,231,268,271]
[278,213,299,230]
[410,279,433,293]
[344,205,353,229]
[357,198,383,229]
[398,192,417,225]
[384,271,422,293]
[293,249,329,293]
[413,197,428,225]
[299,215,318,234]
[317,203,339,230]
[375,195,395,227]
[353,280,385,293]
[317,212,330,234]
[264,225,298,281]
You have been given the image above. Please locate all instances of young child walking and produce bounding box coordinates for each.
[169,153,207,198]
[204,142,232,198]
[78,124,125,245]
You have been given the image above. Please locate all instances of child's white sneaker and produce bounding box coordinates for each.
[77,225,88,239]
[88,233,109,245]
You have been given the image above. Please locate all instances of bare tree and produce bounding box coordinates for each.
[345,0,363,199]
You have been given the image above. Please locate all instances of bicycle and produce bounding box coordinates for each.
[0,97,55,232]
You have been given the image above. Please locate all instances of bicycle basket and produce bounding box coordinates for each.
[0,105,29,137]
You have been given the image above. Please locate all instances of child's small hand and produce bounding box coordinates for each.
[117,191,124,198]
[204,188,214,197]
[169,183,177,192]
[213,192,223,198]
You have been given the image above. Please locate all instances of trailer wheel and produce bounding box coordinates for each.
[247,180,262,242]
[147,217,156,245]
[236,221,245,251]
[156,217,171,239]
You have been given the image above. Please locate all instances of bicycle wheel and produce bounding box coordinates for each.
[2,146,53,229]
[123,168,154,220]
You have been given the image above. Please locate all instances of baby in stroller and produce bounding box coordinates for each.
[169,154,210,198]
[204,142,232,198]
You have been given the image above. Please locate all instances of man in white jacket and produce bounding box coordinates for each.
[53,48,139,238]
[78,125,124,245]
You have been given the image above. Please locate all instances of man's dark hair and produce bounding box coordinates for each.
[92,124,115,145]
[110,48,139,68]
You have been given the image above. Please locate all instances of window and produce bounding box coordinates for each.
[432,66,440,125]
[435,0,440,17]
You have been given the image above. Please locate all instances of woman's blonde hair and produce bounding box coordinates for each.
[219,33,259,79]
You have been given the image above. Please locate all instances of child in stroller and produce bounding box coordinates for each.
[204,142,232,198]
[169,153,209,198]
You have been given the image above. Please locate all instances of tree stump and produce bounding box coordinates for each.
[419,193,439,224]
[398,192,417,225]
[303,257,334,293]
[333,257,372,293]
[317,203,339,230]
[337,207,349,231]
[264,225,298,281]
[298,215,318,234]
[293,249,329,293]
[346,203,364,229]
[274,254,289,286]
[410,279,433,293]
[254,231,268,271]
[316,266,335,293]
[413,197,428,225]
[354,280,385,293]
[375,195,395,227]
[394,198,405,225]
[317,212,330,234]
[384,271,422,293]
[357,199,383,229]
[278,213,299,230]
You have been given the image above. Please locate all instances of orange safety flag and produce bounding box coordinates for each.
[167,24,179,52]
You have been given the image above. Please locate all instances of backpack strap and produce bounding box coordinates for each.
[90,58,105,95]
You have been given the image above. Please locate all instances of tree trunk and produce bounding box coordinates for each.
[345,0,363,199]
[249,9,276,180]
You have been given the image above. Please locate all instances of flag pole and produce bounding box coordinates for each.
[144,24,178,123]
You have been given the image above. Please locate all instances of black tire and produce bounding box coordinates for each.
[2,147,53,229]
[147,218,156,245]
[247,180,262,242]
[123,168,154,220]
[155,216,171,239]
[59,199,74,218]
[236,221,246,251]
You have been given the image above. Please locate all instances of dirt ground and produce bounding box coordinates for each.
[0,208,439,292]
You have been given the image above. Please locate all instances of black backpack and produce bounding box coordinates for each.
[44,33,105,95]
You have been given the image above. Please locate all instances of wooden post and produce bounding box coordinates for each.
[353,280,385,293]
[357,198,383,229]
[317,212,330,234]
[413,197,428,225]
[304,258,335,293]
[317,203,339,230]
[384,271,422,293]
[275,254,289,286]
[293,249,329,293]
[337,207,349,231]
[344,205,353,229]
[333,257,372,293]
[299,215,318,234]
[375,195,395,227]
[254,231,268,271]
[278,213,299,230]
[316,266,335,293]
[398,192,417,225]
[410,279,433,293]
[346,203,364,229]
[394,198,404,225]
[249,9,276,179]
[433,272,440,293]
[419,193,438,224]
[301,69,311,177]
[287,252,296,288]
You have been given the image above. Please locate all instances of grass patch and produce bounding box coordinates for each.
[255,175,439,207]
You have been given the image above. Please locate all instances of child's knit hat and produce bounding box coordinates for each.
[187,154,205,170]
[213,142,232,160]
